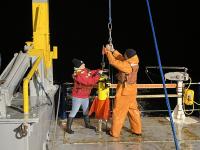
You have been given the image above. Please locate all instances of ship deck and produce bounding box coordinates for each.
[48,116,200,150]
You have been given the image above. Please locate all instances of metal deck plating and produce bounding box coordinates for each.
[48,116,200,150]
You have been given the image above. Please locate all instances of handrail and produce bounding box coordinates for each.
[23,57,42,114]
[110,83,177,89]
[66,83,178,99]
[66,94,179,100]
[64,82,177,89]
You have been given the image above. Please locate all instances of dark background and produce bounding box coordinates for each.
[0,0,200,84]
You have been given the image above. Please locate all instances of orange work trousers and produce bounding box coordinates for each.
[110,84,142,138]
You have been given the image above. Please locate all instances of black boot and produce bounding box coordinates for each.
[83,115,96,130]
[66,117,74,134]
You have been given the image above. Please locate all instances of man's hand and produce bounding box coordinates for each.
[105,44,114,52]
[98,70,104,75]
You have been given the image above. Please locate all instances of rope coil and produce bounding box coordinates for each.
[13,123,28,139]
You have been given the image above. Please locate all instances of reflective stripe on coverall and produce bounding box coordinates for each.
[105,50,142,138]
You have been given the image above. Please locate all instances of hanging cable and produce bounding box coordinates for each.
[108,0,112,46]
[34,71,52,106]
[101,45,106,70]
[107,0,114,97]
[108,0,113,80]
[145,0,180,149]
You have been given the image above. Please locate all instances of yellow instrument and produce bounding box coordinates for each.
[98,74,110,100]
[183,89,194,105]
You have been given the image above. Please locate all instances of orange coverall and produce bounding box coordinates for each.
[105,49,142,138]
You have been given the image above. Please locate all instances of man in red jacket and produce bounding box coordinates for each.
[66,58,102,134]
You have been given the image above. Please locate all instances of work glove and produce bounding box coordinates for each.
[105,44,115,52]
[98,70,104,75]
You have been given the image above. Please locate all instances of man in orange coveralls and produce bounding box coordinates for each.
[103,44,142,138]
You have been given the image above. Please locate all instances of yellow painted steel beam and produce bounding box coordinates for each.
[28,1,57,70]
[23,57,42,114]
[23,0,58,115]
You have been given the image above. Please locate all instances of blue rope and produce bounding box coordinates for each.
[145,0,180,149]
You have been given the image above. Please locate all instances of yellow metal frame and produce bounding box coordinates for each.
[23,57,42,114]
[23,1,58,114]
[28,2,57,69]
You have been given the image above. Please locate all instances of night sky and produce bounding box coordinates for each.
[0,0,200,84]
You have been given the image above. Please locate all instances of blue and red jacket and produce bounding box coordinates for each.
[71,68,100,98]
